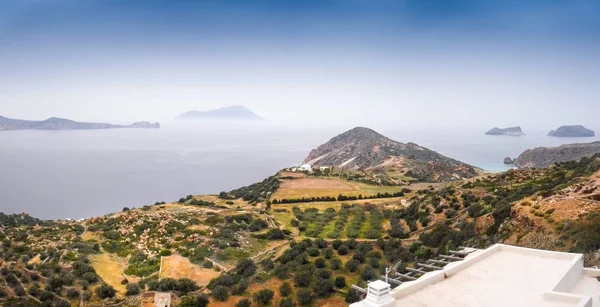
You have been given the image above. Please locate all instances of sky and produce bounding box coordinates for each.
[1,0,599,129]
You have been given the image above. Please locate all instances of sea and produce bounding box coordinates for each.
[1,124,598,220]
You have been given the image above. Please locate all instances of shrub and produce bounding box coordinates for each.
[254,289,275,305]
[337,245,349,255]
[236,298,252,307]
[212,285,230,301]
[125,283,141,296]
[345,260,359,273]
[296,288,313,306]
[345,289,362,303]
[335,276,346,288]
[280,282,292,297]
[95,284,116,299]
[329,258,342,270]
[279,297,296,307]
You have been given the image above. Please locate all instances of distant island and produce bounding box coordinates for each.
[0,115,159,131]
[485,126,525,136]
[515,141,600,168]
[174,105,264,122]
[548,125,595,137]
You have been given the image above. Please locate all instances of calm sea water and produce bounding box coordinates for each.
[1,125,598,219]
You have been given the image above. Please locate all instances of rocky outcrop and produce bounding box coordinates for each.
[129,121,160,129]
[302,127,482,182]
[0,115,159,131]
[504,157,514,164]
[515,142,600,168]
[548,125,595,137]
[174,105,264,121]
[486,127,525,136]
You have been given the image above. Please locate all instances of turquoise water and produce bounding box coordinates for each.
[1,125,598,219]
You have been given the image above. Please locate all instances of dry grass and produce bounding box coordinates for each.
[272,177,409,201]
[82,231,102,242]
[89,253,129,296]
[160,254,220,287]
[28,254,41,265]
[279,171,306,178]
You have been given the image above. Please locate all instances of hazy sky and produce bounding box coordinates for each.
[1,0,599,128]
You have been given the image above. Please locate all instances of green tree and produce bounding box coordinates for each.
[211,285,229,301]
[125,283,141,296]
[279,282,292,297]
[296,288,313,306]
[236,299,251,307]
[253,289,275,305]
[95,284,116,299]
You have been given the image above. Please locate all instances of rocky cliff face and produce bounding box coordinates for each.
[548,125,595,137]
[515,142,600,168]
[0,115,159,131]
[485,126,525,136]
[302,127,481,182]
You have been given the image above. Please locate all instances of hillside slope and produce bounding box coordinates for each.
[303,127,481,181]
[515,141,600,168]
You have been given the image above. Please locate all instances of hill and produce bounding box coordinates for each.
[0,115,159,131]
[302,127,481,182]
[515,141,600,168]
[485,126,524,136]
[548,125,595,137]
[174,105,263,121]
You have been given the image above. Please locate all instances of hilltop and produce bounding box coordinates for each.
[515,141,600,168]
[0,115,159,131]
[548,125,595,137]
[303,127,481,182]
[485,126,524,136]
[174,105,264,121]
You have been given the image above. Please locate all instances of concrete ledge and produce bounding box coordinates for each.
[582,268,600,277]
[391,270,445,299]
[444,244,501,277]
[544,291,592,307]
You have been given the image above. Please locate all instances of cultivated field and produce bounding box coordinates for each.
[89,253,129,295]
[272,177,407,200]
[160,254,220,287]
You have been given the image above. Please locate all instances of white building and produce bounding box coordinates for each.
[351,244,600,307]
[298,164,313,172]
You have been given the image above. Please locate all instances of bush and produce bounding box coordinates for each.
[254,289,275,305]
[337,244,349,255]
[231,279,248,295]
[280,282,292,297]
[236,298,252,307]
[66,288,80,298]
[125,283,141,296]
[279,297,296,307]
[345,289,362,303]
[180,294,210,307]
[335,276,346,288]
[212,285,230,301]
[296,288,313,306]
[95,284,116,299]
[345,260,359,273]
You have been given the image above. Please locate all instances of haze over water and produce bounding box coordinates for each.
[1,124,598,220]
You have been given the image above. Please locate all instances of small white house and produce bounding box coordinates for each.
[298,164,313,172]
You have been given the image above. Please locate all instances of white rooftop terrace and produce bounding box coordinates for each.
[351,244,600,307]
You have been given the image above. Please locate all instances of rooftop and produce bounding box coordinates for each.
[350,244,600,307]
